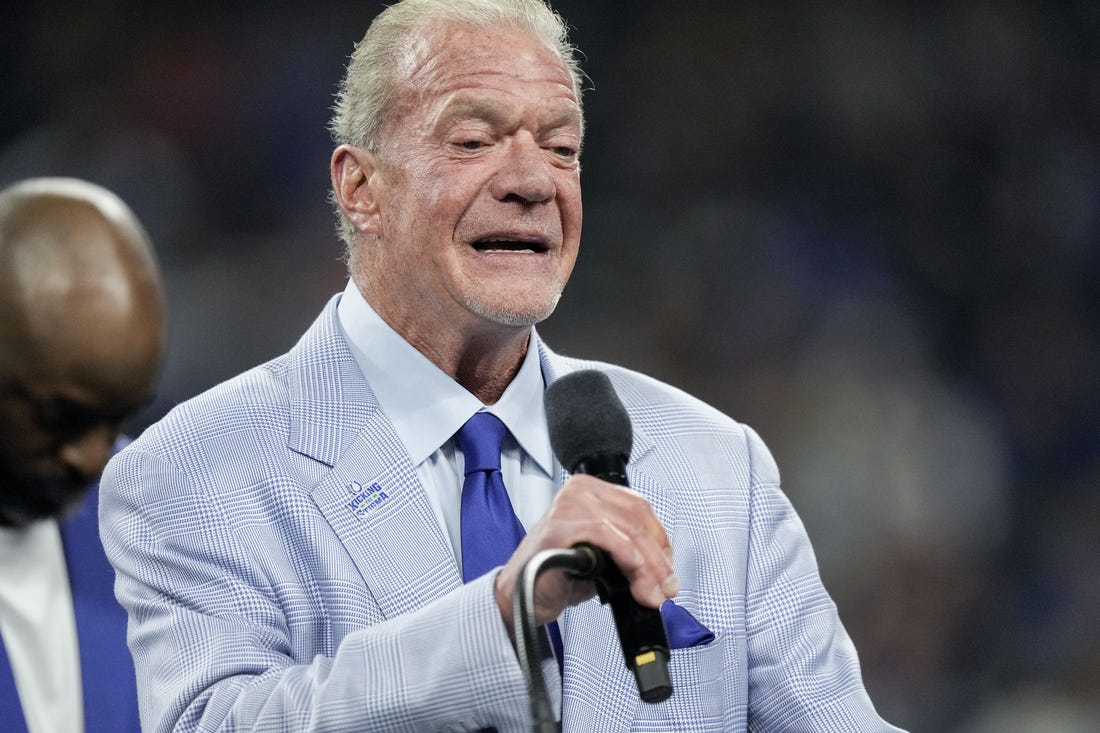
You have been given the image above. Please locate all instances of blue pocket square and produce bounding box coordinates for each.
[660,599,715,649]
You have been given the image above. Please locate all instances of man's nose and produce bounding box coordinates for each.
[59,425,116,482]
[490,134,556,205]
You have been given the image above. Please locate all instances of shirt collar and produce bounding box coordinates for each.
[336,279,555,476]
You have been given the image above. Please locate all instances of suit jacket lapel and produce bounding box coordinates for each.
[310,414,462,619]
[290,297,462,619]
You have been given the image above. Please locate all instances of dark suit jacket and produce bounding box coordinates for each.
[59,482,140,731]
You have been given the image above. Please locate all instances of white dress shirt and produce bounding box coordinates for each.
[0,519,83,733]
[335,279,561,577]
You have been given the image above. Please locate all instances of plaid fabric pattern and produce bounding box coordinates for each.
[100,295,904,732]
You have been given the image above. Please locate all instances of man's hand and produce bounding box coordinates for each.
[494,474,678,631]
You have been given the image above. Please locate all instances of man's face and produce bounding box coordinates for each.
[0,317,159,527]
[355,24,583,338]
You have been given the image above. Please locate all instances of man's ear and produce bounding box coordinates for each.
[331,145,382,234]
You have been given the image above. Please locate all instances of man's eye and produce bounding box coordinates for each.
[37,405,94,436]
[36,399,122,437]
[552,146,577,158]
[458,140,485,150]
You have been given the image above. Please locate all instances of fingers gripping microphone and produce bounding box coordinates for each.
[544,370,673,704]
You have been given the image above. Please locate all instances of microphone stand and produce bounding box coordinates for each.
[512,547,599,733]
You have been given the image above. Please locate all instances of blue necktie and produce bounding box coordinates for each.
[456,412,564,671]
[0,637,30,733]
[458,412,526,581]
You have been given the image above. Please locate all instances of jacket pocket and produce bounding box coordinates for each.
[631,633,729,730]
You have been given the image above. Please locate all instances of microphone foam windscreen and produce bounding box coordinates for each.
[544,370,633,473]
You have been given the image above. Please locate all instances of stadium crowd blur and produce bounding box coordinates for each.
[2,3,1097,731]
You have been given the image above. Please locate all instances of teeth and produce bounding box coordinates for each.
[474,237,540,253]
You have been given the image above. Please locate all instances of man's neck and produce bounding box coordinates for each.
[362,291,532,405]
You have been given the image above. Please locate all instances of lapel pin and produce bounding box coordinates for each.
[346,481,390,519]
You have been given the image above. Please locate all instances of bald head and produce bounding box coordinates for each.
[0,178,166,527]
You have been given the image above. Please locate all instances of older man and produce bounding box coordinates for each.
[101,1,903,731]
[0,177,166,732]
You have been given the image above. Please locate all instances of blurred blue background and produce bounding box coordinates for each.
[2,2,1097,730]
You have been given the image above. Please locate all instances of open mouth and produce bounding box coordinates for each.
[471,237,548,254]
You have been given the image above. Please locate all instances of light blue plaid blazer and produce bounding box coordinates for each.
[100,295,904,732]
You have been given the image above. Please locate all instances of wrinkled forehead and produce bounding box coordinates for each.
[399,21,578,107]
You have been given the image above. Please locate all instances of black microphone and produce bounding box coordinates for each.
[544,370,673,704]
